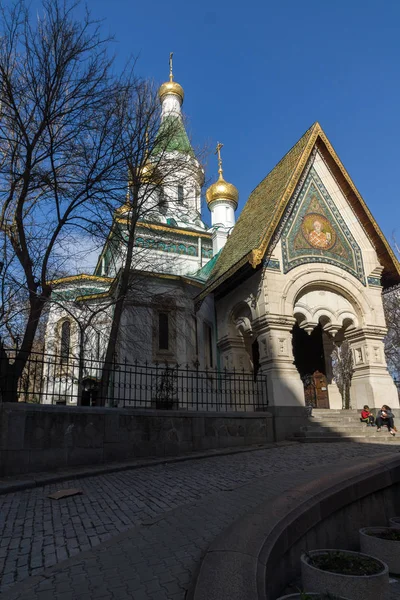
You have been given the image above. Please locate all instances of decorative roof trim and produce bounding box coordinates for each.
[198,122,400,300]
[116,219,212,239]
[131,269,204,288]
[316,128,400,284]
[49,274,114,287]
[76,292,111,301]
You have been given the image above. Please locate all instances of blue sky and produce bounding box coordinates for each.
[42,1,400,242]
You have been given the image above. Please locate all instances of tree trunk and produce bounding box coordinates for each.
[99,188,139,406]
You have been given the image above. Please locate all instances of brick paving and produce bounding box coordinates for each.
[0,442,399,599]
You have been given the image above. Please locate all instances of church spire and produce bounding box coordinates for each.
[206,143,238,255]
[158,52,184,120]
[206,143,238,208]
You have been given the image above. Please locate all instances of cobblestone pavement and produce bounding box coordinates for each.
[1,442,399,599]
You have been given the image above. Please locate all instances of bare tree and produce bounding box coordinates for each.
[95,84,205,404]
[383,236,400,380]
[331,340,354,409]
[0,0,129,400]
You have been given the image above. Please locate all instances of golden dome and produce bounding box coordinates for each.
[206,142,238,208]
[158,52,184,104]
[139,161,161,184]
[158,80,184,103]
[206,176,239,207]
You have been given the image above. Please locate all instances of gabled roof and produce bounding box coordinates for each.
[198,122,400,299]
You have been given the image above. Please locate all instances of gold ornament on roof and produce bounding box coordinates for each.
[158,52,184,103]
[206,142,239,207]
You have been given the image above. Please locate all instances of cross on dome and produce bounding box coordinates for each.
[206,142,239,207]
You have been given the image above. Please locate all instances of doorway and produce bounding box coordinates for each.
[292,323,329,408]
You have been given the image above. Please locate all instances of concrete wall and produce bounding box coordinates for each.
[0,403,274,476]
[190,454,400,600]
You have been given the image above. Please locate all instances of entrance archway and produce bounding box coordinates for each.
[292,286,359,409]
[292,322,329,408]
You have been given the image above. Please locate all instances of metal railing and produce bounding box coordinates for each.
[0,350,269,412]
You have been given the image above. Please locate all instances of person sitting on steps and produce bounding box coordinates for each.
[376,405,396,436]
[360,405,375,426]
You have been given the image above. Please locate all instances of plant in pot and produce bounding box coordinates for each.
[300,549,389,600]
[389,517,400,529]
[360,527,400,575]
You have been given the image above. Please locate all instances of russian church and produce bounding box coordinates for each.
[44,58,400,411]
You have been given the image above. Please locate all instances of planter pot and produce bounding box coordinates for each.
[360,527,400,575]
[389,517,400,529]
[301,549,389,600]
[278,594,351,599]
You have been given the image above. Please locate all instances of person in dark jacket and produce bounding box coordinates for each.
[376,405,396,436]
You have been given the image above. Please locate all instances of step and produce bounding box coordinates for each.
[300,425,377,433]
[294,432,397,440]
[311,409,360,414]
[310,417,364,423]
[290,435,400,444]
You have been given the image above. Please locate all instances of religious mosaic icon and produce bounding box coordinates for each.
[301,213,336,250]
[281,167,365,284]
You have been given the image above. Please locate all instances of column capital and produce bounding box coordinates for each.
[253,314,296,335]
[345,326,388,342]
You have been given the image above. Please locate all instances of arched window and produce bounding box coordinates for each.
[60,320,71,361]
[177,185,184,204]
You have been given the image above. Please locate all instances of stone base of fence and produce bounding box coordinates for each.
[0,402,299,476]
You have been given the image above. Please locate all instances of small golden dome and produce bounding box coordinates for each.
[206,142,238,208]
[158,80,184,104]
[158,52,184,104]
[206,176,239,207]
[140,161,161,184]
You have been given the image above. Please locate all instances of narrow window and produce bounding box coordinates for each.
[203,323,213,368]
[159,313,169,350]
[60,321,71,361]
[177,184,184,204]
[96,331,101,360]
[159,188,167,214]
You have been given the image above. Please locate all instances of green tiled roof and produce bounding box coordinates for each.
[153,116,194,156]
[201,123,317,294]
[190,250,222,283]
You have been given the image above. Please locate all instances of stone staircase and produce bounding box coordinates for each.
[290,409,400,444]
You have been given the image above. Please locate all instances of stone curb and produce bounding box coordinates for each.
[188,453,400,600]
[0,441,296,495]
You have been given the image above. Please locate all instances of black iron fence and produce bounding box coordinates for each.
[0,350,269,412]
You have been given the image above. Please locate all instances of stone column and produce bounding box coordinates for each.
[218,335,252,372]
[256,316,305,407]
[346,327,399,409]
[217,335,254,411]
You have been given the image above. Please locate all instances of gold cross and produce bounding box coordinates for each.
[215,142,223,178]
[169,52,174,82]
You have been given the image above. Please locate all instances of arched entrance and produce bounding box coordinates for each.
[292,322,329,408]
[292,286,359,409]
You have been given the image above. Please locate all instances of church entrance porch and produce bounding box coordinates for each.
[292,323,329,408]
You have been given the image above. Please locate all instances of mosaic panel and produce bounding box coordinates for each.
[281,167,365,284]
[367,276,381,287]
[263,258,281,271]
